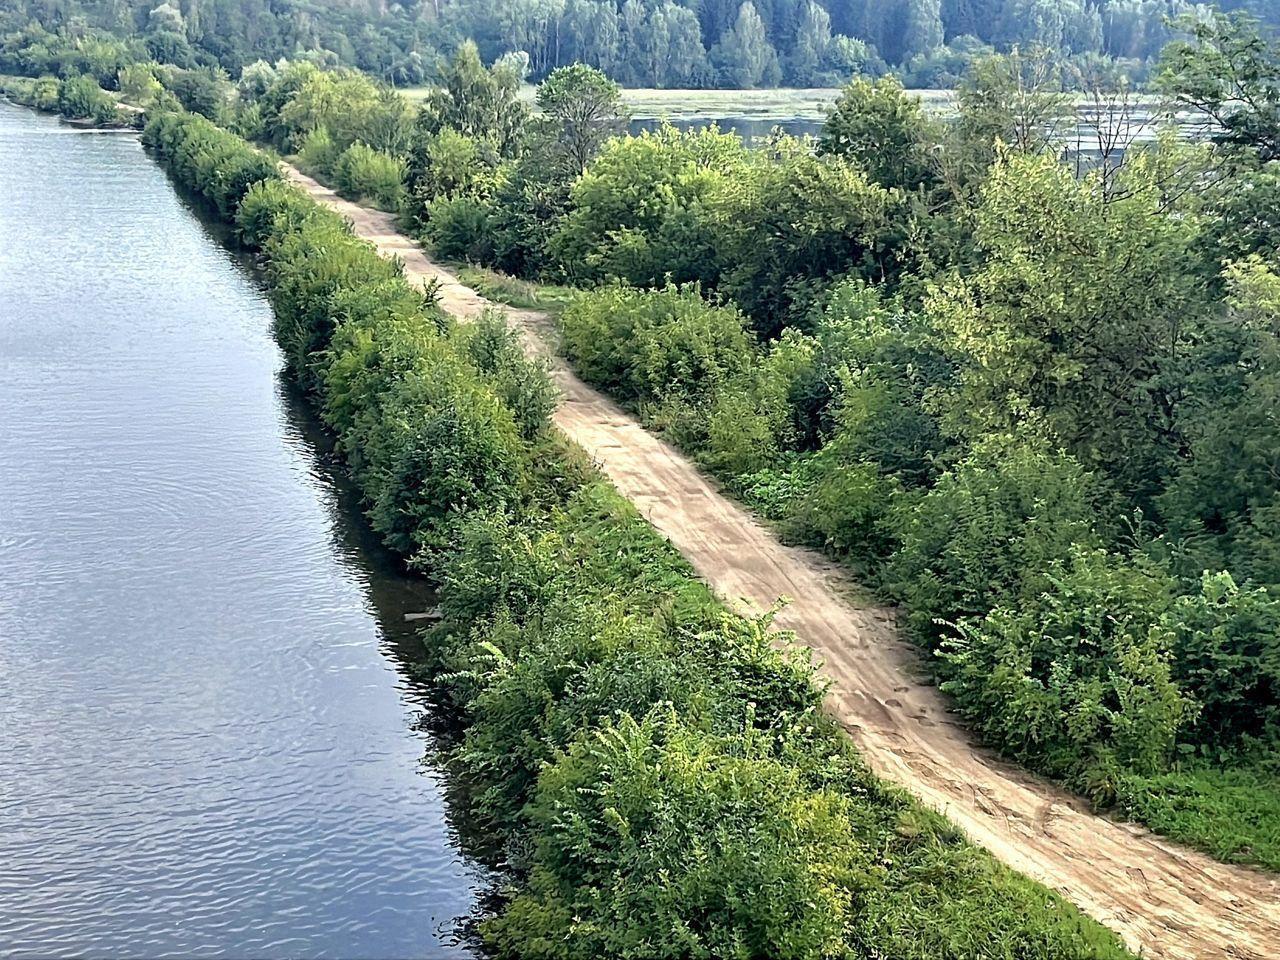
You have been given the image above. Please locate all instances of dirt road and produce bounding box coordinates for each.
[284,165,1280,959]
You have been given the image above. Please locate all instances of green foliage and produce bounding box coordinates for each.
[1164,573,1280,749]
[423,194,496,262]
[141,110,278,219]
[559,283,755,414]
[819,76,938,191]
[58,73,118,124]
[1158,12,1280,161]
[550,125,751,287]
[942,547,1193,801]
[928,148,1208,505]
[487,712,862,960]
[882,430,1103,643]
[534,63,628,176]
[1115,763,1280,871]
[718,144,895,336]
[414,41,526,158]
[296,125,338,176]
[331,142,406,210]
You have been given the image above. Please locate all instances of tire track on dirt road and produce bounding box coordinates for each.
[283,164,1280,959]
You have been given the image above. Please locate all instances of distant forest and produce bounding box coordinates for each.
[7,0,1280,87]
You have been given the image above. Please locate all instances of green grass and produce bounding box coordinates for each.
[1115,761,1280,871]
[454,263,577,314]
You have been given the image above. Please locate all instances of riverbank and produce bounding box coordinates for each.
[279,163,1280,959]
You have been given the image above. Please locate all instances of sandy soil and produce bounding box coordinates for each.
[284,164,1280,959]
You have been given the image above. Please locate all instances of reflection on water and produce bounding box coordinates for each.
[0,102,487,958]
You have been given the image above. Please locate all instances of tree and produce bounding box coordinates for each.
[787,1,832,85]
[903,0,944,61]
[416,40,528,158]
[1158,12,1280,161]
[819,76,937,191]
[710,2,781,88]
[928,149,1208,505]
[720,142,894,335]
[535,63,629,175]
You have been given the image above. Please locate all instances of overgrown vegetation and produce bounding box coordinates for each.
[141,107,1137,959]
[112,15,1280,875]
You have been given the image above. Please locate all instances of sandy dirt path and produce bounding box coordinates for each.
[284,165,1280,959]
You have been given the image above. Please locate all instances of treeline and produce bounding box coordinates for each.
[13,0,1280,88]
[209,18,1280,868]
[139,107,1135,959]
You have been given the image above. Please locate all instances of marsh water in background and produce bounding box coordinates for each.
[0,101,487,958]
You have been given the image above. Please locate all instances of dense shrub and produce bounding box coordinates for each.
[942,548,1193,801]
[142,110,279,219]
[58,73,118,123]
[331,141,406,210]
[882,430,1104,643]
[296,124,338,174]
[560,284,755,409]
[423,194,495,262]
[1164,572,1280,749]
[486,712,862,960]
[549,125,750,287]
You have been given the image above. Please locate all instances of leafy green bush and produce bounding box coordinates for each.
[1164,572,1280,748]
[549,125,750,287]
[296,123,338,175]
[423,193,494,262]
[882,430,1103,643]
[560,284,755,409]
[455,310,558,440]
[235,178,321,247]
[142,110,279,219]
[331,141,406,210]
[941,548,1194,801]
[58,73,118,124]
[486,712,862,960]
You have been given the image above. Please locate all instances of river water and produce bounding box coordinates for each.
[0,102,486,957]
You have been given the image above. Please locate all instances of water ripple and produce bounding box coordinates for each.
[0,103,487,959]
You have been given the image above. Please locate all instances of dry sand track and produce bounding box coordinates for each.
[284,164,1280,959]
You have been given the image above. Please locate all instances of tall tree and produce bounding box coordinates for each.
[711,1,781,88]
[535,62,629,174]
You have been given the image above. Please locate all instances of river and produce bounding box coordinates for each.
[0,102,487,957]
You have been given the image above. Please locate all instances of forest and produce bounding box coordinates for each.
[12,0,1280,86]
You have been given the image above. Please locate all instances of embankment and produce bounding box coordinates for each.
[281,162,1280,960]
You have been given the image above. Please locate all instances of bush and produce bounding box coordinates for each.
[296,124,338,175]
[1164,572,1280,749]
[882,430,1103,643]
[331,141,406,210]
[58,73,118,124]
[455,310,558,440]
[941,548,1194,801]
[485,712,862,960]
[423,194,495,262]
[235,178,321,248]
[141,110,279,219]
[560,284,755,409]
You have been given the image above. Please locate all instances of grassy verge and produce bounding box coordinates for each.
[1116,763,1280,871]
[453,263,577,314]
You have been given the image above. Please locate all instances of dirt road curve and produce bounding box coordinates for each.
[284,165,1280,959]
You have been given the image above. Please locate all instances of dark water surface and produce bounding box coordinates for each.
[0,102,486,958]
